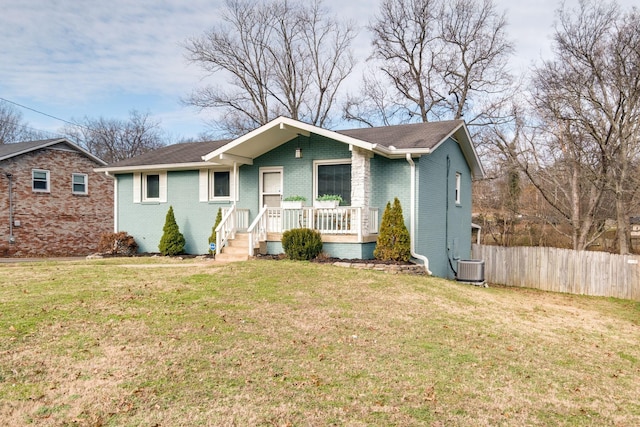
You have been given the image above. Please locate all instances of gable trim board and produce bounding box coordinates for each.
[98,117,483,278]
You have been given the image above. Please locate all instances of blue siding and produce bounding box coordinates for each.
[116,134,353,255]
[415,138,472,278]
[238,134,352,213]
[114,133,474,267]
[370,156,412,227]
[116,171,231,254]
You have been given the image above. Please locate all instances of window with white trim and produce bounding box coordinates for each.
[455,172,461,205]
[32,169,50,192]
[72,173,88,195]
[211,170,230,198]
[133,171,167,203]
[199,169,234,202]
[314,159,351,205]
[143,173,160,201]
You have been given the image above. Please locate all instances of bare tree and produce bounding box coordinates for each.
[531,0,640,254]
[0,100,49,143]
[344,0,514,127]
[61,111,166,163]
[184,0,356,136]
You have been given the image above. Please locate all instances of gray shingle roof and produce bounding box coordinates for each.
[0,138,106,165]
[104,120,465,168]
[0,139,61,159]
[336,120,464,150]
[105,139,231,168]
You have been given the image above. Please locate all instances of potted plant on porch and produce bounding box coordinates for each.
[282,195,306,209]
[314,194,343,208]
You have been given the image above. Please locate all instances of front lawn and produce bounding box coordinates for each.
[1,258,639,426]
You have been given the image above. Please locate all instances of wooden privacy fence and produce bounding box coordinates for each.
[471,244,640,301]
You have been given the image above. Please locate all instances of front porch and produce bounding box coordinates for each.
[216,206,379,258]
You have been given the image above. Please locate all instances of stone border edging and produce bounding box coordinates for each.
[332,261,426,275]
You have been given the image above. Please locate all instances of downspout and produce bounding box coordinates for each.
[405,154,432,275]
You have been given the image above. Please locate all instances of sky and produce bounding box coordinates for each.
[1,0,636,142]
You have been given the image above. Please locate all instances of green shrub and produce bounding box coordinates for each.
[158,206,186,256]
[374,197,411,262]
[281,228,323,260]
[208,208,223,255]
[98,231,138,256]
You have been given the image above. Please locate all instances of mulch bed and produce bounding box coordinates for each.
[255,253,413,265]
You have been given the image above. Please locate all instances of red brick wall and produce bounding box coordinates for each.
[0,147,113,257]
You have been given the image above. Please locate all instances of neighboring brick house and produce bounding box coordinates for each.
[0,138,113,257]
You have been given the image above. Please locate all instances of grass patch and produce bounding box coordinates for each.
[1,258,639,426]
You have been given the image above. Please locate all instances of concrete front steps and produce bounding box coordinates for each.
[215,232,255,262]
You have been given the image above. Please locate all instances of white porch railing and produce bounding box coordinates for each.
[266,207,370,236]
[247,205,268,256]
[215,205,236,256]
[222,207,250,231]
[220,206,379,256]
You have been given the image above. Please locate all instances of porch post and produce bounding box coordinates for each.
[351,147,372,237]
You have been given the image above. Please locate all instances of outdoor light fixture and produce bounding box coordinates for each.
[294,133,303,158]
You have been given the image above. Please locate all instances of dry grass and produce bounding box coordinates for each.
[1,258,639,426]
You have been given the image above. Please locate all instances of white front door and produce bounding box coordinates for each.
[260,168,283,231]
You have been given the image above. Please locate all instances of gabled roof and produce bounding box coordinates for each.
[0,138,107,166]
[99,117,485,179]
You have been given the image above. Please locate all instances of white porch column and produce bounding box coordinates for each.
[351,147,372,236]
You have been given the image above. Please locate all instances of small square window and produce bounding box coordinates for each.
[32,169,50,192]
[72,173,88,194]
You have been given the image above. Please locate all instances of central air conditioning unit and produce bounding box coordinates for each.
[456,259,486,287]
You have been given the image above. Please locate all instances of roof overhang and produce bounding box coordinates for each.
[95,161,221,174]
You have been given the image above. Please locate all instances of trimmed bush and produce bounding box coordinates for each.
[208,208,223,255]
[374,197,411,262]
[158,206,186,256]
[281,228,323,260]
[98,232,138,256]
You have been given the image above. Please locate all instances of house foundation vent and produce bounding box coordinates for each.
[456,259,485,286]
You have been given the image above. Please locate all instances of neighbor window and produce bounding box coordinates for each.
[211,170,230,198]
[32,169,50,192]
[72,173,88,195]
[455,172,461,205]
[315,160,351,205]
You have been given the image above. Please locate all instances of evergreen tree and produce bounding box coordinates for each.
[374,197,411,262]
[158,206,186,256]
[208,208,222,255]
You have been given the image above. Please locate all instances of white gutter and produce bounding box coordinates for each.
[406,153,432,275]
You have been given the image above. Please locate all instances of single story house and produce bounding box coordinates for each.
[0,138,113,257]
[97,117,484,278]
